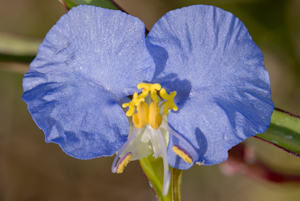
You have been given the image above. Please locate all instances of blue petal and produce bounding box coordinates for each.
[146,5,274,169]
[22,5,155,159]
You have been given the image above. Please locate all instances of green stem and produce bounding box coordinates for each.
[173,168,182,201]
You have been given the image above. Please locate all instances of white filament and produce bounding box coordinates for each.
[111,128,140,173]
[161,122,199,162]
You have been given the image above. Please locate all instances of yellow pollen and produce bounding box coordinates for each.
[117,153,133,173]
[149,102,162,130]
[137,83,161,102]
[122,93,145,116]
[172,146,193,164]
[132,102,149,129]
[159,89,178,115]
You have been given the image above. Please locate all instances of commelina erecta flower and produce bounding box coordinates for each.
[22,4,274,195]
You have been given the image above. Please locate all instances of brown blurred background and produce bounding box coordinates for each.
[1,0,300,200]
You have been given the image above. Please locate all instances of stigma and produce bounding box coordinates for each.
[111,83,199,196]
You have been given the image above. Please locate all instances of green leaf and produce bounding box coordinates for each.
[0,32,40,63]
[139,155,182,201]
[0,33,40,55]
[256,109,300,157]
[63,0,119,10]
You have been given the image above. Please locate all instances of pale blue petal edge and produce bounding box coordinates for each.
[146,5,274,169]
[22,5,155,159]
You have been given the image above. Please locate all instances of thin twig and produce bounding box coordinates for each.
[61,0,69,12]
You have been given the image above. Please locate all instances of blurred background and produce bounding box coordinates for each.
[0,0,300,200]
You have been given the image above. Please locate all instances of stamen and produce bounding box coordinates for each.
[149,101,162,130]
[111,128,139,173]
[156,128,171,196]
[172,145,193,163]
[137,83,161,102]
[161,122,199,163]
[122,93,145,116]
[116,152,133,173]
[132,102,149,129]
[159,89,178,115]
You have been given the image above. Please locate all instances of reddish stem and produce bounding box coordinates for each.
[222,143,300,183]
[274,107,300,119]
[109,0,127,13]
[61,0,69,12]
[253,136,300,158]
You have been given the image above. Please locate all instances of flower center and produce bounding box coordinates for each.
[111,83,199,196]
[132,101,163,130]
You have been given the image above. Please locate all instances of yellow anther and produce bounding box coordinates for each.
[137,83,161,102]
[122,93,145,116]
[132,102,149,129]
[117,153,132,173]
[172,146,193,164]
[149,102,162,130]
[159,89,178,115]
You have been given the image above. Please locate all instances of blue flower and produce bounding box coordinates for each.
[22,4,274,195]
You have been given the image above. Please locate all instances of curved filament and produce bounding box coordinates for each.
[111,128,140,173]
[161,122,199,162]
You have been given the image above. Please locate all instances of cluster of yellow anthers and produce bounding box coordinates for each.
[122,83,178,130]
[113,83,198,195]
[113,82,196,188]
